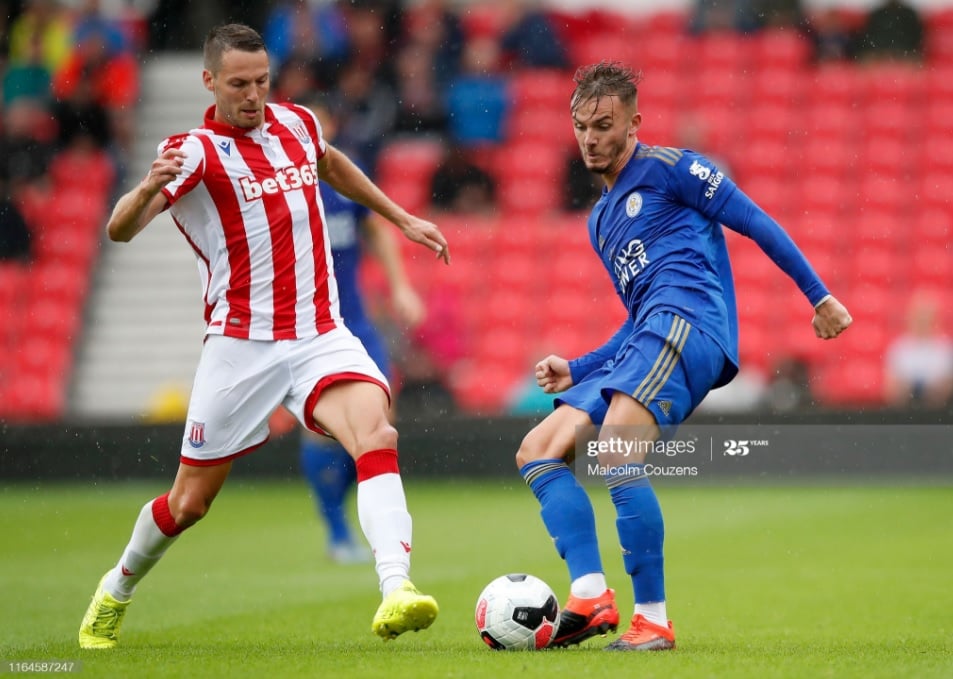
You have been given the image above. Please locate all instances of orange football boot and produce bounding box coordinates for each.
[550,588,619,647]
[604,613,675,651]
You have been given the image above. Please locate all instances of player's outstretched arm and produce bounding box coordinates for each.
[812,295,852,339]
[318,145,450,264]
[106,148,184,242]
[536,355,573,394]
[363,216,426,327]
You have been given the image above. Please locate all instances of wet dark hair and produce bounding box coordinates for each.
[204,23,266,73]
[570,61,643,114]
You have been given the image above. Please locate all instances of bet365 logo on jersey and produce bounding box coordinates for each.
[239,161,318,201]
[723,439,769,456]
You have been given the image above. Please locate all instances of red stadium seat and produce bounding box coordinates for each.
[924,65,953,104]
[915,170,953,212]
[802,136,853,179]
[688,68,753,111]
[509,69,572,116]
[815,356,885,407]
[912,207,953,247]
[745,102,803,143]
[797,174,856,216]
[750,28,812,70]
[48,147,116,198]
[855,175,906,216]
[857,62,926,105]
[633,31,691,76]
[847,241,907,290]
[572,33,636,70]
[808,63,861,108]
[856,100,919,142]
[12,333,73,378]
[4,372,66,421]
[694,32,752,72]
[375,138,445,186]
[750,66,808,107]
[910,243,953,288]
[805,101,860,145]
[506,108,574,148]
[732,138,790,182]
[741,175,791,217]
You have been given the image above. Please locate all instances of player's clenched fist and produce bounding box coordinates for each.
[143,148,186,190]
[535,355,573,394]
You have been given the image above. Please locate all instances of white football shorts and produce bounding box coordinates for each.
[180,328,389,465]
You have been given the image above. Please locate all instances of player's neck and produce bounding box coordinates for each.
[604,139,639,191]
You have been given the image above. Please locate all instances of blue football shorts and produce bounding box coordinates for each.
[556,311,727,428]
[345,315,391,378]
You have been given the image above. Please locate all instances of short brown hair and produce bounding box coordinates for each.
[203,23,266,73]
[570,62,643,114]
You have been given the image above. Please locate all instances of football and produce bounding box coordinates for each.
[474,573,560,650]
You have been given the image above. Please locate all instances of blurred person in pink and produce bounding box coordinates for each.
[885,291,953,408]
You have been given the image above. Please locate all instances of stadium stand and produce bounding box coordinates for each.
[3,4,951,422]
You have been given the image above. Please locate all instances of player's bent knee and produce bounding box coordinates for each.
[170,491,215,527]
[358,421,398,455]
[515,431,545,469]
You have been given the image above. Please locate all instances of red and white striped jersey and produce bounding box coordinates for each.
[160,103,341,340]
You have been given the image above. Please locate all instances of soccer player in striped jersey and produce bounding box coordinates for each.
[517,62,852,651]
[79,24,447,649]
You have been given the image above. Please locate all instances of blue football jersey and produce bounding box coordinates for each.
[586,144,744,387]
[322,180,372,324]
[583,142,829,389]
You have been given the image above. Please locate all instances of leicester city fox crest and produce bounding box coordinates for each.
[625,192,643,218]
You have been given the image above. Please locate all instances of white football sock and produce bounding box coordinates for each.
[570,573,608,598]
[635,601,668,627]
[357,472,412,597]
[103,498,179,601]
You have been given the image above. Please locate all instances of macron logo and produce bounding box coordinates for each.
[239,162,318,201]
[218,140,231,156]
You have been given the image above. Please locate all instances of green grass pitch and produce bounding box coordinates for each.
[1,478,951,678]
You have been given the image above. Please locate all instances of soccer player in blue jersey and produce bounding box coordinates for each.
[300,100,425,563]
[517,62,852,651]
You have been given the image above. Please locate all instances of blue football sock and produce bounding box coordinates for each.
[608,464,665,604]
[300,437,356,545]
[520,459,603,581]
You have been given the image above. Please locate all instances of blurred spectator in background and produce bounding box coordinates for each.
[563,153,601,212]
[384,285,463,418]
[446,36,510,148]
[262,0,349,84]
[884,292,953,408]
[430,143,497,215]
[3,27,52,106]
[345,0,402,74]
[762,355,813,412]
[7,0,71,74]
[328,60,397,169]
[499,0,569,69]
[72,0,128,56]
[399,0,464,90]
[0,179,32,262]
[51,17,139,157]
[695,367,767,413]
[270,56,318,103]
[755,0,806,31]
[807,8,855,62]
[391,40,450,137]
[690,0,761,34]
[0,98,55,192]
[853,0,924,63]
